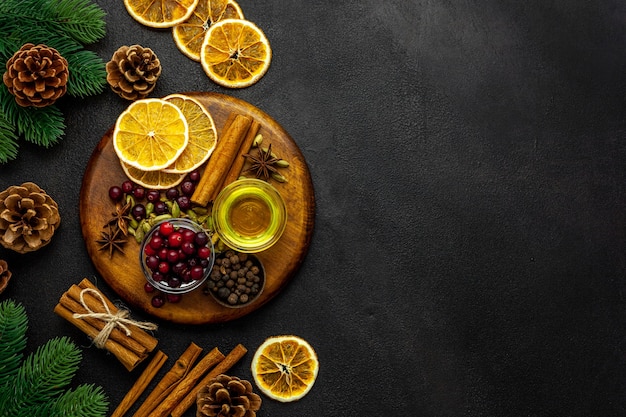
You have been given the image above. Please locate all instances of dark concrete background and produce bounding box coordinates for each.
[2,0,626,415]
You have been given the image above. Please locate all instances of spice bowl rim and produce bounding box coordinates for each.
[212,178,287,254]
[140,218,215,295]
[207,252,266,309]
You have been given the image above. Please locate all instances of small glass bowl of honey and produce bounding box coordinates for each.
[212,178,287,253]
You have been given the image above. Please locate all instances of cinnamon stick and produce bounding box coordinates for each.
[190,114,252,206]
[59,291,148,358]
[77,278,158,353]
[54,303,142,371]
[215,119,262,200]
[132,342,203,417]
[150,347,225,417]
[170,344,248,417]
[111,350,168,417]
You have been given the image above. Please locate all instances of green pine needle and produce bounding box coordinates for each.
[0,301,108,416]
[0,300,28,387]
[0,114,19,163]
[0,0,107,163]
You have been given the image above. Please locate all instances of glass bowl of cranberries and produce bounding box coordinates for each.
[140,218,215,295]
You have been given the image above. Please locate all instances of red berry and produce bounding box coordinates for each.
[121,180,134,193]
[181,241,196,256]
[181,228,196,243]
[168,232,183,248]
[145,255,159,271]
[159,221,175,236]
[149,235,163,250]
[166,294,182,303]
[190,265,204,280]
[157,247,169,260]
[197,246,211,259]
[188,170,201,182]
[194,232,209,246]
[146,190,161,202]
[144,282,155,293]
[158,261,170,274]
[151,295,165,308]
[144,245,156,256]
[109,186,123,201]
[167,249,179,263]
[133,186,146,199]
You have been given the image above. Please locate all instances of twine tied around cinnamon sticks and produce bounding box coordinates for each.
[72,287,158,349]
[55,278,159,371]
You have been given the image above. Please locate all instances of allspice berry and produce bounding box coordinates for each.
[106,45,162,100]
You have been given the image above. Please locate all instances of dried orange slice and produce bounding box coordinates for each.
[162,94,218,173]
[200,18,272,88]
[124,0,200,28]
[173,0,244,61]
[251,335,319,402]
[121,161,186,189]
[113,98,189,171]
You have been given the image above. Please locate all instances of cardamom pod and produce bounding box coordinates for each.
[252,133,263,147]
[271,173,287,183]
[275,159,290,168]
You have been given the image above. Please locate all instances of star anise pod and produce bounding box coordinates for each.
[106,200,131,236]
[96,223,127,258]
[243,143,281,181]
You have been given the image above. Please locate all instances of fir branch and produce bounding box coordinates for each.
[0,300,28,387]
[66,50,107,98]
[3,337,82,414]
[0,114,19,163]
[50,384,108,417]
[16,106,66,148]
[0,0,106,45]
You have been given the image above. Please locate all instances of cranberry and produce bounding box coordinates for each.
[168,276,181,288]
[154,201,168,214]
[180,180,195,196]
[158,261,170,274]
[144,245,156,256]
[146,190,161,202]
[168,232,183,248]
[176,196,191,210]
[172,262,186,275]
[133,186,146,199]
[109,185,123,201]
[144,282,155,293]
[159,221,175,236]
[121,180,134,194]
[188,170,201,182]
[190,265,204,280]
[152,271,165,282]
[194,232,209,246]
[181,269,192,282]
[166,294,182,303]
[132,204,146,220]
[145,255,159,271]
[197,246,211,260]
[181,229,196,243]
[167,249,180,263]
[165,188,179,200]
[157,247,169,260]
[181,241,196,256]
[149,235,164,250]
[151,295,165,308]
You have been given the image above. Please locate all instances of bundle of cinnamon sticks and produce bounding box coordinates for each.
[54,278,158,371]
[111,342,248,417]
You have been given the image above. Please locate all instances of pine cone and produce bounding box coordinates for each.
[2,43,69,108]
[0,182,61,254]
[106,45,162,101]
[197,374,262,417]
[0,260,11,294]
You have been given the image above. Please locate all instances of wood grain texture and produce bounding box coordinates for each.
[79,92,315,324]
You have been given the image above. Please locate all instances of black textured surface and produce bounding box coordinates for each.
[2,0,626,416]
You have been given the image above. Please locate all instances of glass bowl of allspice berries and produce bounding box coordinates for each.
[206,249,265,308]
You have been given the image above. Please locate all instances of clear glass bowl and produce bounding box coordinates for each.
[212,178,287,253]
[140,218,215,294]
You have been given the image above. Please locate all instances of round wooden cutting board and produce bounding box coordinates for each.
[80,92,315,325]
